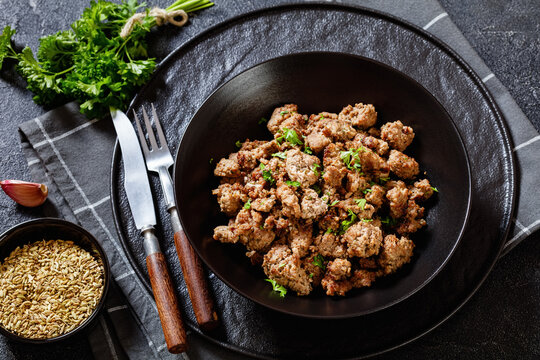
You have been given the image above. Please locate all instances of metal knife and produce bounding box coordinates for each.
[110,108,187,354]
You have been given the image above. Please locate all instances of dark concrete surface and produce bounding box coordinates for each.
[0,0,538,359]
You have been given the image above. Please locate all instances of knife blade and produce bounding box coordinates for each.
[111,108,156,231]
[110,108,188,354]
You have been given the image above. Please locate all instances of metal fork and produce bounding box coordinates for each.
[134,104,219,331]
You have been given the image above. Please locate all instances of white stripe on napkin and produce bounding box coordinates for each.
[33,118,100,148]
[74,195,111,214]
[513,134,540,151]
[482,73,495,83]
[99,316,119,360]
[423,12,448,30]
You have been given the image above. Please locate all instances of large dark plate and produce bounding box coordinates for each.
[110,3,515,358]
[174,52,472,318]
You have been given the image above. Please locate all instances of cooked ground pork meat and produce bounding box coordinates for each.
[378,235,415,275]
[343,222,383,258]
[380,120,415,152]
[387,150,419,179]
[212,102,436,296]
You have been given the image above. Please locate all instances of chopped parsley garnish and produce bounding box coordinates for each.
[259,163,275,184]
[277,128,303,146]
[258,117,268,125]
[263,171,275,184]
[340,148,363,171]
[325,228,334,234]
[309,273,314,278]
[209,158,214,164]
[235,140,243,148]
[312,163,321,176]
[259,224,265,230]
[312,184,322,195]
[431,186,439,192]
[339,209,357,234]
[362,218,373,223]
[272,152,287,159]
[381,216,398,226]
[304,147,313,155]
[278,263,286,269]
[285,180,301,187]
[312,254,326,270]
[362,188,372,194]
[265,279,287,297]
[329,200,339,207]
[355,198,367,210]
[280,110,289,116]
[244,199,252,209]
[379,176,390,183]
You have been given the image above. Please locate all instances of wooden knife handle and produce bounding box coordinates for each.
[174,229,219,331]
[146,252,188,353]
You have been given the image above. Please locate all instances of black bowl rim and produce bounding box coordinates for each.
[0,218,111,344]
[173,51,473,319]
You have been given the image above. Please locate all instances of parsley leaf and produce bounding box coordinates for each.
[381,216,398,226]
[280,110,289,116]
[265,279,287,297]
[362,188,372,194]
[0,26,17,71]
[312,254,326,270]
[304,147,313,155]
[312,184,322,195]
[258,117,268,125]
[286,180,301,187]
[259,163,275,184]
[329,200,339,207]
[209,158,213,164]
[355,198,367,210]
[312,163,321,176]
[244,199,252,209]
[431,186,439,192]
[361,218,373,223]
[271,152,287,159]
[379,176,391,183]
[263,171,275,184]
[325,228,334,234]
[277,128,303,146]
[235,140,243,148]
[340,148,363,171]
[339,209,357,234]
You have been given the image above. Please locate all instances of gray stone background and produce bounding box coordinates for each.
[0,0,538,359]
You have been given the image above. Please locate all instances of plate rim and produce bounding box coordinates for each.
[110,2,516,359]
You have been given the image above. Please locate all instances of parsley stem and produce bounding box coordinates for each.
[166,0,214,13]
[53,65,75,76]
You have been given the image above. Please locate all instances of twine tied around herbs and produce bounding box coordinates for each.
[120,7,188,38]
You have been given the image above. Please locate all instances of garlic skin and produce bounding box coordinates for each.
[0,180,48,207]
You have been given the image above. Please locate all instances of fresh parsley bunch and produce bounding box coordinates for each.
[0,0,213,119]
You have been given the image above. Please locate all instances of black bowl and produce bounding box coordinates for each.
[0,218,110,343]
[174,52,471,318]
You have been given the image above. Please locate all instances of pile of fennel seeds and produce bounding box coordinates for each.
[0,239,104,339]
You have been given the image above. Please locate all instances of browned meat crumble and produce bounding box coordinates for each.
[212,103,435,296]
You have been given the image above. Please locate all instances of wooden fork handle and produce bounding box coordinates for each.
[146,252,188,353]
[174,228,219,331]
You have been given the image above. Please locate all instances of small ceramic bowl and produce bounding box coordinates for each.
[0,218,110,343]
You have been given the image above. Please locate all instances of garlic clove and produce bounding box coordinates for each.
[0,180,48,207]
